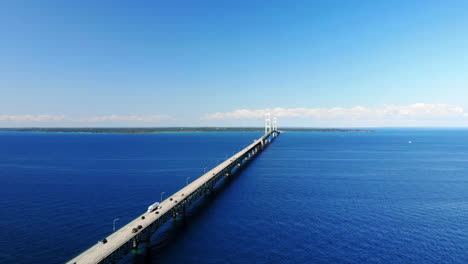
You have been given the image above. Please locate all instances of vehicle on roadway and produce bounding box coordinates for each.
[147,202,160,212]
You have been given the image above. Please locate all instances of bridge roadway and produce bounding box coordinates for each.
[67,130,278,264]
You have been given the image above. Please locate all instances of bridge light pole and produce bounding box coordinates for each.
[113,218,119,232]
[204,167,208,173]
[161,192,166,202]
[186,177,191,186]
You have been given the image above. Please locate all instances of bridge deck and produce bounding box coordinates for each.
[67,132,276,264]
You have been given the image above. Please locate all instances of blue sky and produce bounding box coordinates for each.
[1,0,468,127]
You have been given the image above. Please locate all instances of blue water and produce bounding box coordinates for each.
[0,130,467,263]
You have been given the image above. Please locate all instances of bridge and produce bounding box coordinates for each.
[67,116,279,264]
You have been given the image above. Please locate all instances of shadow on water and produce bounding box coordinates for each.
[131,156,259,264]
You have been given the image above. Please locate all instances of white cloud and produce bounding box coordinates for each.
[76,114,171,122]
[202,104,468,120]
[0,114,171,123]
[0,115,65,121]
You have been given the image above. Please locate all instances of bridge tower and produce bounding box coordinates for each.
[265,113,272,134]
[273,117,278,132]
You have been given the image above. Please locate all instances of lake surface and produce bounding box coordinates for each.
[0,130,467,263]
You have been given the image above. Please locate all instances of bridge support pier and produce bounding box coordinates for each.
[142,230,152,245]
[179,204,187,217]
[205,185,214,195]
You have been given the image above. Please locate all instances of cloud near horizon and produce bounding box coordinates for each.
[75,115,171,122]
[0,114,171,122]
[202,104,468,120]
[0,115,65,121]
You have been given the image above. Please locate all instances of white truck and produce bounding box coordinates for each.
[147,202,160,212]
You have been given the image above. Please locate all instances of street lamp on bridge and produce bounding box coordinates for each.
[113,218,120,232]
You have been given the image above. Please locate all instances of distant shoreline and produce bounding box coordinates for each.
[0,127,375,134]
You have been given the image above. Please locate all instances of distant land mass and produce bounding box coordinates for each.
[0,127,374,133]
